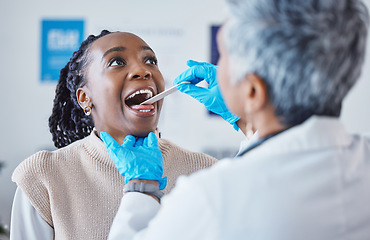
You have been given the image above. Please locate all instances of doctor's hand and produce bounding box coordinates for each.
[100,132,167,190]
[173,60,240,131]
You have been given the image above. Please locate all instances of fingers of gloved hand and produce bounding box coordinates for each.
[143,134,149,147]
[173,59,218,86]
[100,132,121,150]
[147,132,159,148]
[186,60,218,87]
[135,137,144,147]
[187,59,216,68]
[100,132,126,172]
[186,59,201,67]
[173,67,203,86]
[176,82,211,102]
[123,135,136,148]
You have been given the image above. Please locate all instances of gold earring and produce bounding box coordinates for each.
[246,121,254,140]
[155,128,161,139]
[84,106,92,116]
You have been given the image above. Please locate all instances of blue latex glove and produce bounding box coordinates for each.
[173,60,240,131]
[100,132,167,190]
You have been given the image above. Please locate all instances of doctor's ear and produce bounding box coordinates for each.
[76,88,93,116]
[243,73,268,114]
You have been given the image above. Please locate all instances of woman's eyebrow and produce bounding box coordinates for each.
[101,45,155,61]
[142,46,155,54]
[102,46,126,61]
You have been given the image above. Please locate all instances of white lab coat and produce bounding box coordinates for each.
[108,116,370,240]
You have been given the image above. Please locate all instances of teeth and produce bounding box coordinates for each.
[126,89,153,100]
[139,109,151,112]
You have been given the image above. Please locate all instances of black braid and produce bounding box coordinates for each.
[49,30,112,148]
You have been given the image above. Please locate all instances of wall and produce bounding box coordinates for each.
[0,0,369,228]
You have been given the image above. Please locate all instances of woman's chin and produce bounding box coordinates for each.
[129,127,157,138]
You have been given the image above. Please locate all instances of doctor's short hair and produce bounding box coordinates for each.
[224,0,369,126]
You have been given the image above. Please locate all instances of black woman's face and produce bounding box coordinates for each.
[84,32,165,143]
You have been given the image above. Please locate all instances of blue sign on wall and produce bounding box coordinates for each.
[41,20,84,82]
[209,25,221,117]
[210,25,220,65]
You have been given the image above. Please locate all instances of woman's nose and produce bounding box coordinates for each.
[128,65,152,80]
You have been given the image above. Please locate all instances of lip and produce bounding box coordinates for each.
[124,85,157,117]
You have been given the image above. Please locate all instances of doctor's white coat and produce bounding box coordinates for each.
[109,116,370,240]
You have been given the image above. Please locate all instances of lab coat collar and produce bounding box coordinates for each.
[237,116,352,159]
[236,130,286,157]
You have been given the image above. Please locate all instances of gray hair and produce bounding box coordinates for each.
[224,0,369,126]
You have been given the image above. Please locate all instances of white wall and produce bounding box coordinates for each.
[0,0,369,228]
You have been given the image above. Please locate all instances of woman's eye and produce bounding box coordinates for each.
[109,58,125,67]
[145,57,158,65]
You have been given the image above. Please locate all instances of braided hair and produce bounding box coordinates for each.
[49,30,112,148]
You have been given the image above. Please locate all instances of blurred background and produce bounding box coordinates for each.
[0,0,369,231]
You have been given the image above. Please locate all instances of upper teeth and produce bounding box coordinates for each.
[126,89,153,100]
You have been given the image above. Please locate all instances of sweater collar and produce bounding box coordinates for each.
[81,129,115,167]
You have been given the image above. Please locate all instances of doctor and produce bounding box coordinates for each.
[102,0,370,239]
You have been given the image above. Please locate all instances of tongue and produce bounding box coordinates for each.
[130,104,154,110]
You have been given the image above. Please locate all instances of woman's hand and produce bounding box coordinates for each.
[100,132,167,190]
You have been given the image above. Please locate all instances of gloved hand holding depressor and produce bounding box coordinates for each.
[173,60,240,131]
[100,132,167,190]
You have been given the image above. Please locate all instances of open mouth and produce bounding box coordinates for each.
[125,88,155,113]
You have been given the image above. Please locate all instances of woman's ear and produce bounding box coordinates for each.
[243,73,268,114]
[76,87,92,109]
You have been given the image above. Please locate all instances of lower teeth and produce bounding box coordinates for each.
[139,109,151,112]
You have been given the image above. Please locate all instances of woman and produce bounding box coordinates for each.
[105,0,370,239]
[10,30,217,239]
